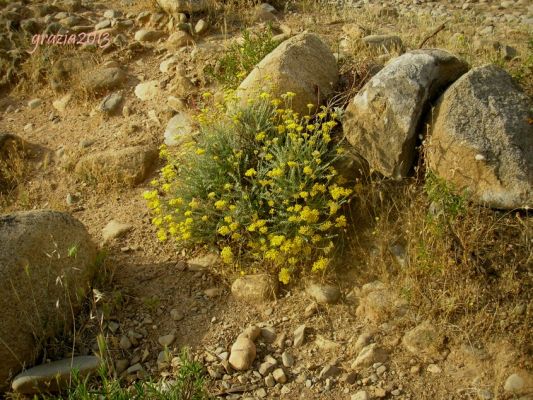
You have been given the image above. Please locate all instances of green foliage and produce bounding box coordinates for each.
[145,92,353,284]
[424,171,467,221]
[205,28,280,88]
[39,349,208,400]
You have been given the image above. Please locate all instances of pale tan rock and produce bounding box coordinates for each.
[229,336,256,371]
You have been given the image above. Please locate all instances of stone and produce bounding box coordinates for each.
[135,80,160,101]
[503,373,525,393]
[355,282,408,323]
[306,283,341,304]
[351,344,388,368]
[135,29,164,42]
[119,335,132,350]
[0,211,97,390]
[166,31,194,49]
[265,374,275,387]
[187,253,218,270]
[427,65,532,209]
[402,321,443,361]
[315,335,340,351]
[83,67,127,93]
[160,57,180,73]
[28,99,42,109]
[427,364,442,374]
[170,309,184,321]
[52,93,72,113]
[259,362,276,376]
[319,364,341,379]
[281,351,294,367]
[351,390,370,400]
[237,32,338,116]
[115,359,129,374]
[272,368,287,383]
[102,220,132,242]
[100,92,123,114]
[342,371,357,385]
[362,35,404,52]
[194,19,208,35]
[204,287,222,298]
[239,325,261,341]
[158,334,176,347]
[75,146,157,186]
[11,356,100,394]
[231,274,278,303]
[157,0,208,16]
[354,330,375,352]
[164,112,194,146]
[344,49,468,179]
[229,336,256,371]
[260,327,277,343]
[293,324,306,347]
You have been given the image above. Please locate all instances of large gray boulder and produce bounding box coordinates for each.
[0,211,97,390]
[157,0,208,16]
[236,32,339,116]
[344,49,468,179]
[427,65,532,209]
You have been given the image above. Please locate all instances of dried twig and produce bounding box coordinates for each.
[418,21,449,49]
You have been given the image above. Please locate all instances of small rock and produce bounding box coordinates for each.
[259,362,276,376]
[28,99,42,109]
[204,287,222,298]
[427,364,442,374]
[119,335,132,350]
[127,363,142,374]
[402,321,443,361]
[115,359,129,374]
[229,336,256,371]
[194,19,208,35]
[281,351,294,367]
[351,344,388,368]
[187,253,218,270]
[102,220,133,242]
[239,325,261,341]
[351,390,370,400]
[231,274,278,303]
[100,92,123,114]
[11,356,101,394]
[265,374,275,387]
[319,364,341,380]
[272,368,287,384]
[135,29,164,42]
[293,324,306,347]
[166,31,194,49]
[158,334,176,347]
[52,93,72,113]
[260,327,277,343]
[306,283,341,304]
[135,80,160,101]
[503,373,525,393]
[342,371,357,385]
[164,112,194,146]
[170,309,184,321]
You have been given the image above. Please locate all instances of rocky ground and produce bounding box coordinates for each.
[0,0,532,399]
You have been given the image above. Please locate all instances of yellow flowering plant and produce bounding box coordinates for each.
[144,93,353,284]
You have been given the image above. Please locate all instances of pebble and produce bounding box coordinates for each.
[352,344,388,368]
[119,335,132,350]
[11,356,101,394]
[102,220,133,242]
[306,283,341,304]
[272,368,287,383]
[427,364,442,374]
[504,373,525,393]
[158,334,176,347]
[282,351,294,367]
[265,374,275,387]
[293,324,306,347]
[134,80,160,101]
[28,99,42,109]
[170,309,184,321]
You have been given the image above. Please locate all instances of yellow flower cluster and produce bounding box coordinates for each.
[144,92,354,286]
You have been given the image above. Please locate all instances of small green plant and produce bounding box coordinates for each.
[424,171,467,221]
[144,92,353,284]
[39,349,208,400]
[205,27,280,88]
